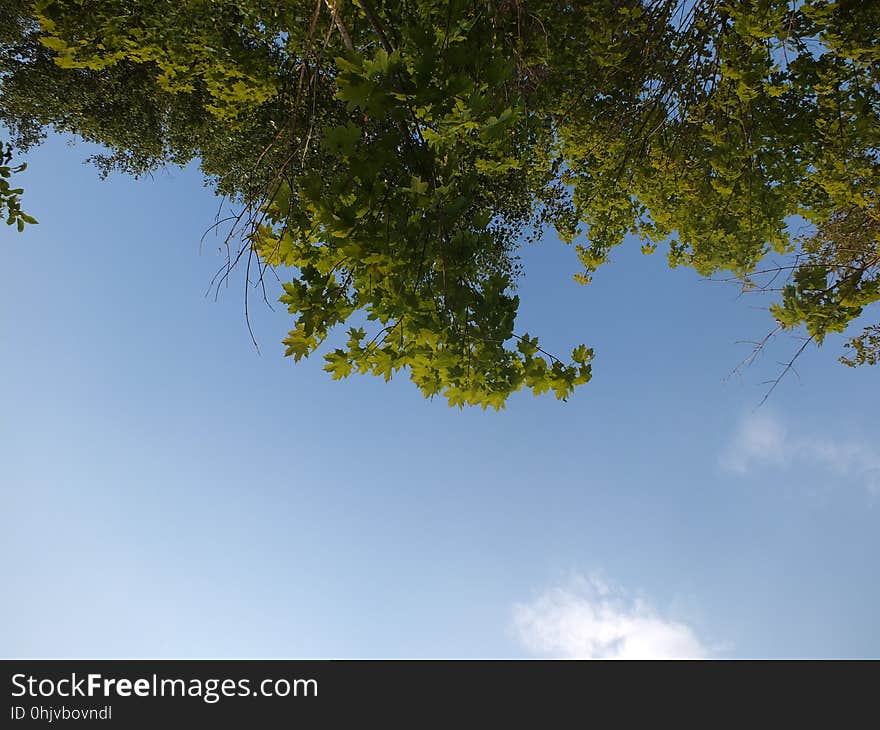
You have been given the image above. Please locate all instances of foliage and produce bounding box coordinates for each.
[771,206,879,347]
[841,324,880,367]
[2,0,878,405]
[0,142,36,231]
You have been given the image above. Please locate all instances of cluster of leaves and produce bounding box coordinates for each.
[0,141,36,231]
[549,0,879,373]
[253,5,593,408]
[771,205,879,361]
[0,0,302,200]
[841,324,880,367]
[2,0,878,406]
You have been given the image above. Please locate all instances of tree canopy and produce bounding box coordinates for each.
[2,0,878,406]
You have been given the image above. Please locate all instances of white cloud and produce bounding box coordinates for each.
[721,411,788,473]
[511,575,707,659]
[722,411,880,495]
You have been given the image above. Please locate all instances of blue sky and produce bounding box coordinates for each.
[2,134,878,658]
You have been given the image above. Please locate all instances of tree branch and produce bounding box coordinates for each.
[356,0,394,53]
[324,0,354,52]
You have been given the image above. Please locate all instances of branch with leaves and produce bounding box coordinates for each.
[4,0,879,407]
[0,143,37,232]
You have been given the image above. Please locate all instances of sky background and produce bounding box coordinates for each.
[2,134,878,658]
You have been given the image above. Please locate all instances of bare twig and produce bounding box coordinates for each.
[756,335,814,408]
